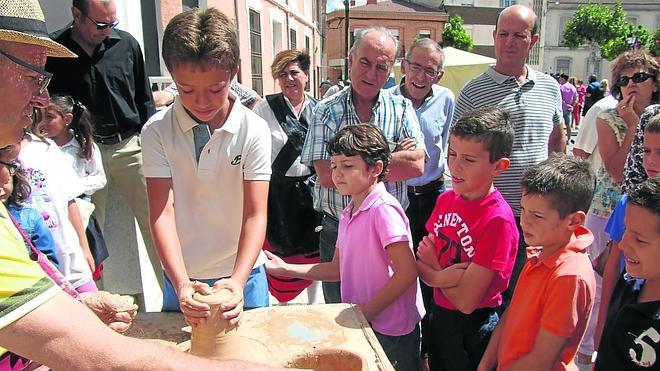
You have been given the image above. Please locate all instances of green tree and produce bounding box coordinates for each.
[651,27,660,57]
[601,24,652,60]
[563,0,652,69]
[441,15,473,52]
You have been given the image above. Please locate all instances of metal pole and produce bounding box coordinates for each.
[344,0,350,80]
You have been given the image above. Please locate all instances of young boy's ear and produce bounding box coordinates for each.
[493,157,510,176]
[63,113,74,126]
[565,210,587,232]
[370,160,384,179]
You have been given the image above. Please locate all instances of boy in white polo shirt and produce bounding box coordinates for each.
[141,8,271,323]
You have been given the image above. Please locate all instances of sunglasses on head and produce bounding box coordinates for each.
[81,11,119,30]
[616,72,655,87]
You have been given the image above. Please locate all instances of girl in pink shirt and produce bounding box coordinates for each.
[266,124,425,371]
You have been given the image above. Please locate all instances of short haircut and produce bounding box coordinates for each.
[349,27,398,61]
[628,176,660,220]
[521,154,595,218]
[405,38,445,70]
[327,124,391,182]
[588,75,598,83]
[611,50,659,102]
[559,73,569,81]
[162,8,239,71]
[270,49,310,79]
[450,106,514,163]
[645,113,660,134]
[73,0,113,15]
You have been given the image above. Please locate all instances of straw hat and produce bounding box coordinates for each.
[0,0,75,57]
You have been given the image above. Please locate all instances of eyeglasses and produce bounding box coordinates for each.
[81,11,119,30]
[0,160,18,176]
[405,60,441,79]
[617,72,655,87]
[0,49,52,95]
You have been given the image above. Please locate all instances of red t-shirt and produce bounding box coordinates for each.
[425,189,519,310]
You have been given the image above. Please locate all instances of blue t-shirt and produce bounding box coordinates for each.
[605,194,627,242]
[8,204,59,269]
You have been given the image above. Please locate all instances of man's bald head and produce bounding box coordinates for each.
[496,5,539,35]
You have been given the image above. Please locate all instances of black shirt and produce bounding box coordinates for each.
[595,274,659,370]
[46,27,155,137]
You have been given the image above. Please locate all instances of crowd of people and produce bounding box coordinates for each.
[0,0,657,370]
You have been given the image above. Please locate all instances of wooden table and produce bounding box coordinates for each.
[127,304,394,370]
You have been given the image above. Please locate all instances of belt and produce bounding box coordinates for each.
[408,176,444,195]
[93,129,137,145]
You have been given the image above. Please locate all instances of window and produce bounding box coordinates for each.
[305,35,311,52]
[418,30,432,39]
[290,28,297,50]
[586,57,601,79]
[249,9,263,95]
[558,16,569,47]
[555,58,570,75]
[626,16,638,26]
[272,20,283,55]
[500,0,516,7]
[182,0,198,11]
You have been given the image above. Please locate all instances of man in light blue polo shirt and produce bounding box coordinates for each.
[388,38,454,366]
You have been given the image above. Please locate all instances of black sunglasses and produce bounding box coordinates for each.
[0,160,19,176]
[617,72,655,87]
[0,50,52,95]
[81,11,119,30]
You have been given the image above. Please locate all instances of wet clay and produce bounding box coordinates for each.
[284,348,368,371]
[189,289,271,363]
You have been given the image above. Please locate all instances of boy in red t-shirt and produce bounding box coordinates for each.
[478,154,597,371]
[417,106,519,370]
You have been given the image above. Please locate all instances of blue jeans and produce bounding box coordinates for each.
[319,214,342,303]
[375,324,421,371]
[161,265,270,311]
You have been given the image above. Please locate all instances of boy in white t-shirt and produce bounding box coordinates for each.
[141,8,271,323]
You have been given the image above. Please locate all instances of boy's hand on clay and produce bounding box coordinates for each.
[213,278,245,328]
[417,234,441,270]
[264,250,288,276]
[178,280,213,325]
[80,291,138,333]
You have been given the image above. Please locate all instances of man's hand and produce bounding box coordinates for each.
[212,278,245,328]
[177,280,213,325]
[394,138,416,152]
[80,291,138,333]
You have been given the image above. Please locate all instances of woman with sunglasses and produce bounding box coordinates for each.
[575,49,659,370]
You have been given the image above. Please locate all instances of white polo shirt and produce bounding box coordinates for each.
[141,96,271,279]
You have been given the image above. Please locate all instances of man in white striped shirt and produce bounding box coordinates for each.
[453,4,566,306]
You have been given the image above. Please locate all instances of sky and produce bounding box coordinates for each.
[327,0,367,12]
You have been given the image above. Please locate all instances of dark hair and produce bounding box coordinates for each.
[327,124,391,182]
[588,75,598,83]
[49,95,95,160]
[5,161,31,207]
[628,176,660,220]
[521,154,595,218]
[162,8,239,71]
[450,106,514,163]
[271,50,311,79]
[72,0,89,14]
[559,73,569,81]
[610,50,659,101]
[644,112,660,134]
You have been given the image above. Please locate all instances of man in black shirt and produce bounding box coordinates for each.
[46,0,162,293]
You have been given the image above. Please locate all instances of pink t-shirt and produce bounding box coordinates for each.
[425,189,519,310]
[337,183,425,336]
